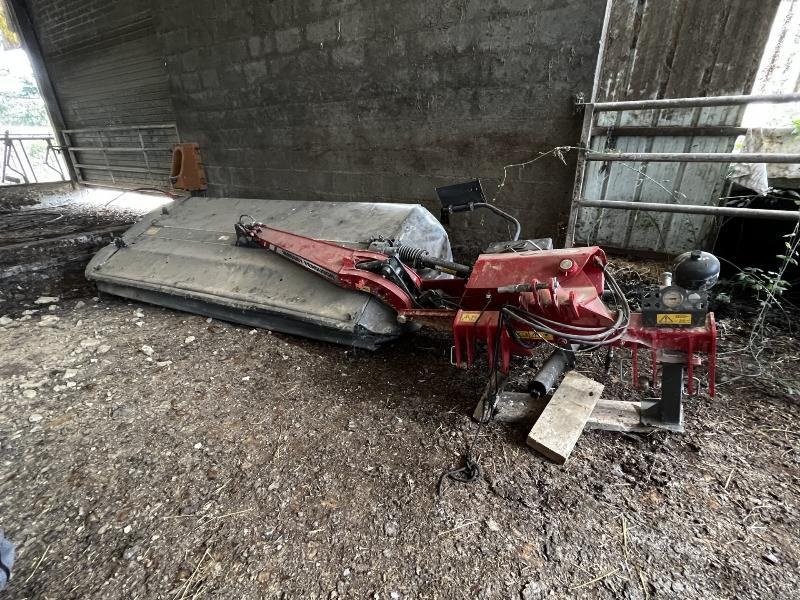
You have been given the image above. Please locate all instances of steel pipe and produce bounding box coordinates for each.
[68,146,171,153]
[62,124,177,133]
[564,0,613,250]
[528,348,576,398]
[72,162,171,174]
[2,134,58,140]
[586,151,800,163]
[580,199,800,221]
[590,126,795,138]
[589,92,800,112]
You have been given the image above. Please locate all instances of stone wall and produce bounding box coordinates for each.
[24,0,605,253]
[152,0,604,252]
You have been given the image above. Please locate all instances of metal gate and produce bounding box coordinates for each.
[1,132,68,185]
[566,93,800,252]
[562,0,800,254]
[62,124,179,189]
[15,1,179,189]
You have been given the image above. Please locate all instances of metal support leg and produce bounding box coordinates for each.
[1,133,9,183]
[641,352,685,432]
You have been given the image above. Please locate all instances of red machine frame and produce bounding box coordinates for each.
[239,223,716,398]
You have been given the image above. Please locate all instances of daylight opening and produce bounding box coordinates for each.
[742,0,800,129]
[0,0,68,185]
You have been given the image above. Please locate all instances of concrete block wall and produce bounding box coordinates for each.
[22,0,176,129]
[152,0,604,254]
[25,0,153,56]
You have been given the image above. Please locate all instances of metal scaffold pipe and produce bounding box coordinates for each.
[579,200,800,221]
[588,92,800,112]
[586,151,800,164]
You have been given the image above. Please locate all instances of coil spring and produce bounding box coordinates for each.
[395,244,429,267]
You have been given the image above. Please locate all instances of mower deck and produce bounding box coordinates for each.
[85,197,453,349]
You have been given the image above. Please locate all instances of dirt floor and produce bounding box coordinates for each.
[0,261,798,599]
[0,185,173,312]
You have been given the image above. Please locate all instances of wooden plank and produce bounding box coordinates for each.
[596,0,641,101]
[591,120,652,247]
[493,392,653,433]
[625,0,685,98]
[572,132,609,245]
[585,0,781,255]
[661,126,734,252]
[624,107,695,252]
[584,399,651,433]
[704,0,781,96]
[525,372,604,464]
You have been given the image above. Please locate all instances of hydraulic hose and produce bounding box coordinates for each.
[503,264,630,349]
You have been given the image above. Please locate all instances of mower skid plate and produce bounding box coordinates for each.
[86,197,453,349]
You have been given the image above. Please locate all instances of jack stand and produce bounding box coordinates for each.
[641,349,690,432]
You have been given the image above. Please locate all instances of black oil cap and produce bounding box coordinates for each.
[673,250,720,291]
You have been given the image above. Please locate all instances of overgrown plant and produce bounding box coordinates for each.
[737,121,800,335]
[734,202,800,347]
[734,265,793,305]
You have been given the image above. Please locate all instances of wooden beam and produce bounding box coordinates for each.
[584,399,650,433]
[492,391,657,434]
[526,372,604,464]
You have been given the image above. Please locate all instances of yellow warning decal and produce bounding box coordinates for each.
[656,313,692,325]
[459,311,482,323]
[516,330,555,341]
[144,226,160,235]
